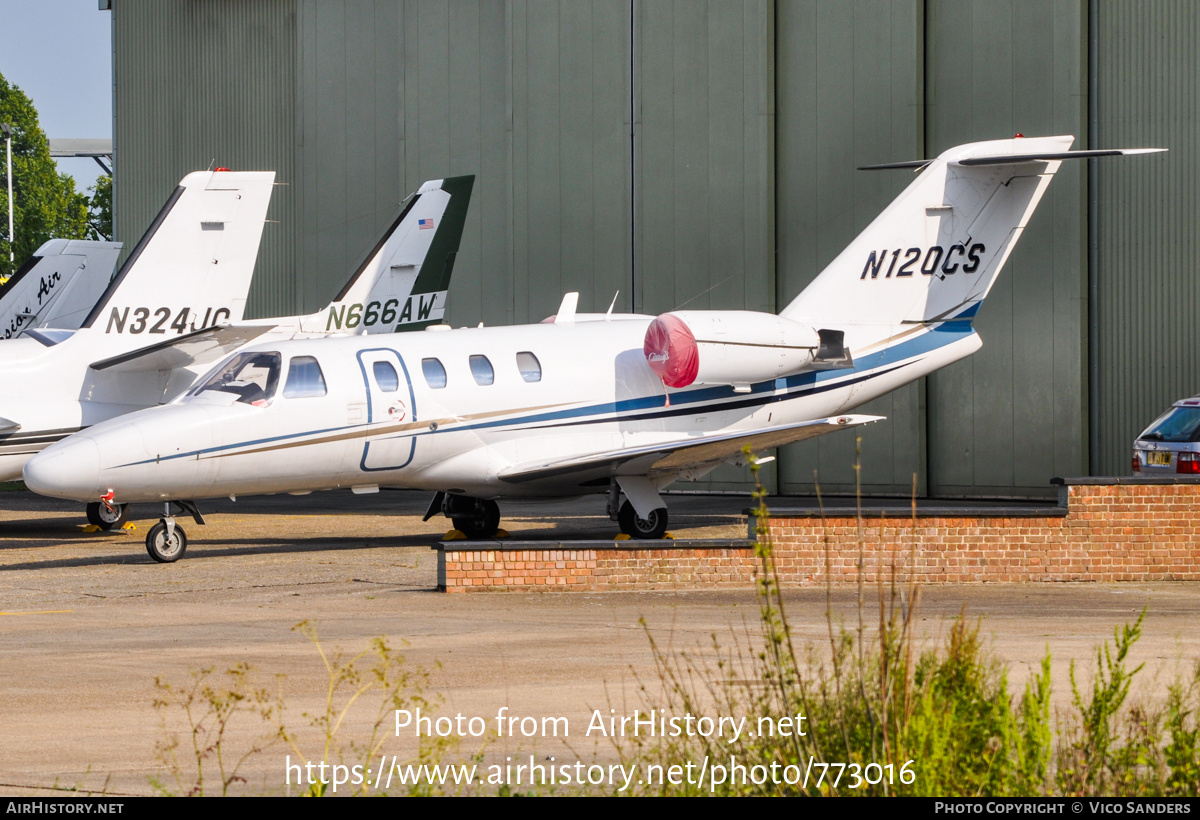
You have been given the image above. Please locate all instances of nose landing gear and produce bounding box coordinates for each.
[86,500,129,531]
[145,500,206,563]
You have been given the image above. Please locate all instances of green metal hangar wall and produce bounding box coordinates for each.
[109,1,1197,499]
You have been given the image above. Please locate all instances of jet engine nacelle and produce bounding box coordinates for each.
[643,310,827,389]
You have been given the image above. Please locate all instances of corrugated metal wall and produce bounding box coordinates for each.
[923,0,1088,497]
[774,0,926,496]
[1093,0,1199,474]
[110,0,1195,498]
[112,0,296,317]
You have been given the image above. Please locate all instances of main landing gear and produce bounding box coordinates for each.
[616,500,669,540]
[607,477,670,540]
[145,501,206,563]
[424,492,502,539]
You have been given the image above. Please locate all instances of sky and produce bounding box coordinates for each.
[0,0,112,193]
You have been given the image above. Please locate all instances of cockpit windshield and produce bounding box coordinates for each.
[188,351,282,406]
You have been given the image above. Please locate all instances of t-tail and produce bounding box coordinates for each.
[309,175,475,334]
[641,136,1161,392]
[80,170,275,338]
[0,239,122,339]
[781,135,1161,329]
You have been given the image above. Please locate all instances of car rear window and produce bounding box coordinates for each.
[1139,406,1200,443]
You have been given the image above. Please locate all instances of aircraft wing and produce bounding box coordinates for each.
[88,324,276,373]
[498,414,884,485]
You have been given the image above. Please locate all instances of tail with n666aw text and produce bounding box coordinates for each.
[305,175,475,334]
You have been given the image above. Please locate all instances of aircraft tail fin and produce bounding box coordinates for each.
[313,174,475,334]
[81,169,275,336]
[0,239,122,339]
[780,136,1161,328]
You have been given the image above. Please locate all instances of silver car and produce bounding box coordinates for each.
[1132,396,1200,474]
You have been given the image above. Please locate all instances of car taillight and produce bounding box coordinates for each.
[1133,450,1141,472]
[1178,452,1200,474]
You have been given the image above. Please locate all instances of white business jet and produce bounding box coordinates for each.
[23,137,1160,561]
[0,238,123,338]
[6,171,475,531]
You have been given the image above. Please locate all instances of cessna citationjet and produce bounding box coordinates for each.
[7,171,474,530]
[0,239,123,339]
[23,137,1160,561]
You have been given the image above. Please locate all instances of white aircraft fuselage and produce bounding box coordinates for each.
[21,313,973,504]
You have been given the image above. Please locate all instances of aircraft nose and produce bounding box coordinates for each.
[23,438,102,501]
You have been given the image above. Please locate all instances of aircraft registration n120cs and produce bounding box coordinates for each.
[23,136,1161,561]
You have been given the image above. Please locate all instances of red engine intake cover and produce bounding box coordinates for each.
[644,314,699,388]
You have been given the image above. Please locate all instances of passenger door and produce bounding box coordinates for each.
[356,348,418,472]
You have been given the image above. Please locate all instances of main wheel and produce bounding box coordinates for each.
[145,521,187,563]
[86,501,129,531]
[618,500,668,540]
[451,499,501,540]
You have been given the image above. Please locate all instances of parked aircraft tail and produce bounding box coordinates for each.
[311,175,475,334]
[781,136,1162,328]
[0,239,122,339]
[80,170,275,337]
[642,136,1162,390]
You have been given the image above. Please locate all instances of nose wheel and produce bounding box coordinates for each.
[144,501,206,563]
[86,501,129,531]
[146,520,187,563]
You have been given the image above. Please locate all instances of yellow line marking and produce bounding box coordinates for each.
[0,610,74,615]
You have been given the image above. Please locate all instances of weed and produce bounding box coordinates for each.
[617,444,1200,797]
[151,621,467,796]
[151,663,281,796]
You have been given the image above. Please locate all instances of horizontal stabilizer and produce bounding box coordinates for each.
[861,147,1165,171]
[499,414,883,485]
[0,416,20,434]
[88,324,276,373]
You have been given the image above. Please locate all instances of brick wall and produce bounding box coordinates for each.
[436,541,759,593]
[435,482,1200,592]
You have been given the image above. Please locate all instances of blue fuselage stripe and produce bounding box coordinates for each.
[118,321,974,466]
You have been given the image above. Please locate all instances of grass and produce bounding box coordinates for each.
[612,446,1200,796]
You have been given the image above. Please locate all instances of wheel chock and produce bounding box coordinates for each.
[80,524,102,533]
[443,529,468,541]
[122,522,137,531]
[661,532,675,540]
[494,528,510,539]
[613,533,631,541]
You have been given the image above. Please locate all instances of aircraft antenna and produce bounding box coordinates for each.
[671,272,739,312]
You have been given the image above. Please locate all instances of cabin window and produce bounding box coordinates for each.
[469,354,494,386]
[422,358,447,389]
[283,356,327,398]
[191,351,281,406]
[372,361,400,393]
[516,351,542,382]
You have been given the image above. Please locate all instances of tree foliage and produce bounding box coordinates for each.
[0,71,92,277]
[88,174,112,241]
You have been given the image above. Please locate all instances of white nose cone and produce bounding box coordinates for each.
[24,438,102,501]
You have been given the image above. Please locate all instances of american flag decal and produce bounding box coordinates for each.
[419,218,435,230]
